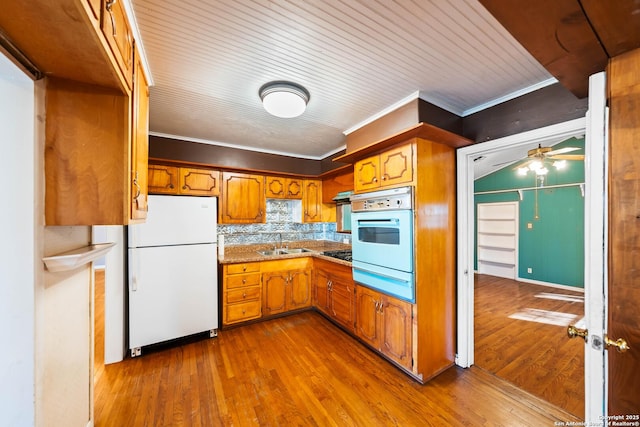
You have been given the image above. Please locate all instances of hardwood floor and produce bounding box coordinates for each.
[94,269,581,426]
[474,274,585,418]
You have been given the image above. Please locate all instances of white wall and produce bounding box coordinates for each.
[93,225,127,364]
[0,51,36,426]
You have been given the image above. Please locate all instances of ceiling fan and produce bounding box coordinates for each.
[513,144,584,174]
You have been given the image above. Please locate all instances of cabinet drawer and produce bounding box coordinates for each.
[227,263,260,275]
[226,273,261,289]
[225,301,262,324]
[226,286,261,303]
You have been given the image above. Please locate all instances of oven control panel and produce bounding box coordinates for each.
[351,186,413,211]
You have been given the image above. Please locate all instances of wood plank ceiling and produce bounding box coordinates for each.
[131,0,555,159]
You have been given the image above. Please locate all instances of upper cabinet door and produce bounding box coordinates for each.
[179,168,220,196]
[131,49,149,220]
[379,144,413,188]
[220,172,265,223]
[102,0,133,89]
[148,165,179,194]
[354,156,380,193]
[266,176,286,198]
[303,179,322,222]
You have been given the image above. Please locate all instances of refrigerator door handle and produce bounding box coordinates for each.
[130,254,138,292]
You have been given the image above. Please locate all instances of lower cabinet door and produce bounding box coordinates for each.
[263,272,288,315]
[355,286,381,348]
[314,268,330,314]
[288,269,311,310]
[380,296,413,370]
[330,279,354,331]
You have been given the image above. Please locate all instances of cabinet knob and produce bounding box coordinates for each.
[168,184,174,189]
[242,292,247,298]
[242,266,247,272]
[242,279,246,284]
[382,174,388,181]
[373,177,378,182]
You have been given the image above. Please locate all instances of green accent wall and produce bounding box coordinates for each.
[474,137,585,288]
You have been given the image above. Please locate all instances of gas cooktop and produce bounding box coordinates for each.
[321,250,352,262]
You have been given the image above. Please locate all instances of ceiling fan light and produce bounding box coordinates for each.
[529,160,543,171]
[517,167,529,176]
[536,167,549,176]
[553,160,567,170]
[259,81,309,118]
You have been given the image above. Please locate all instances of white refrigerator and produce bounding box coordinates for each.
[128,195,218,357]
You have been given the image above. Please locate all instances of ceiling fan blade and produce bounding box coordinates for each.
[549,154,585,160]
[546,146,581,156]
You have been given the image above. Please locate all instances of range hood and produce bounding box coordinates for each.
[333,191,353,204]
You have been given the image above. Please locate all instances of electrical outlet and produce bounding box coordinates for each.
[527,223,533,229]
[527,268,532,274]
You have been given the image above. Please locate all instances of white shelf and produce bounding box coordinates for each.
[43,242,116,272]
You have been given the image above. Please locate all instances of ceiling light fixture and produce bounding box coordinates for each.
[259,81,309,118]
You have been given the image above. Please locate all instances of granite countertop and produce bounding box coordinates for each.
[218,239,352,267]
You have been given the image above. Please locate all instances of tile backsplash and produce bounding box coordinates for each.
[218,199,351,245]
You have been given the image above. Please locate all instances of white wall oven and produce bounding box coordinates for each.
[351,186,414,302]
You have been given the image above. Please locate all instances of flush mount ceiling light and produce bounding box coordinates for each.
[259,81,309,118]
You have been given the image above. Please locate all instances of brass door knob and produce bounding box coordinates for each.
[605,336,630,353]
[567,325,588,342]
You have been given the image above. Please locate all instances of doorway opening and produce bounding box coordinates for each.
[456,118,587,418]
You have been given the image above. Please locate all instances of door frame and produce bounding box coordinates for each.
[455,114,607,419]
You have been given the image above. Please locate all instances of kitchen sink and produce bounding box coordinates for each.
[282,248,312,254]
[257,249,289,256]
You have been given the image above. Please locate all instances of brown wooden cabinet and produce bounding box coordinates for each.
[4,0,150,226]
[266,176,303,199]
[354,144,413,193]
[179,168,220,196]
[303,179,323,222]
[101,0,133,89]
[130,48,150,221]
[346,136,458,383]
[222,262,262,326]
[148,165,220,196]
[261,258,312,317]
[314,259,355,332]
[219,172,265,223]
[148,165,179,194]
[355,285,413,371]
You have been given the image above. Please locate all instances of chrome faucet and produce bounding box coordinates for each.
[273,232,287,250]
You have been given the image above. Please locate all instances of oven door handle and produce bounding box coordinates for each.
[356,219,399,226]
[353,267,411,285]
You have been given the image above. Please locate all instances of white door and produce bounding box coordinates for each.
[581,72,608,422]
[456,72,607,423]
[128,243,218,351]
[129,195,217,247]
